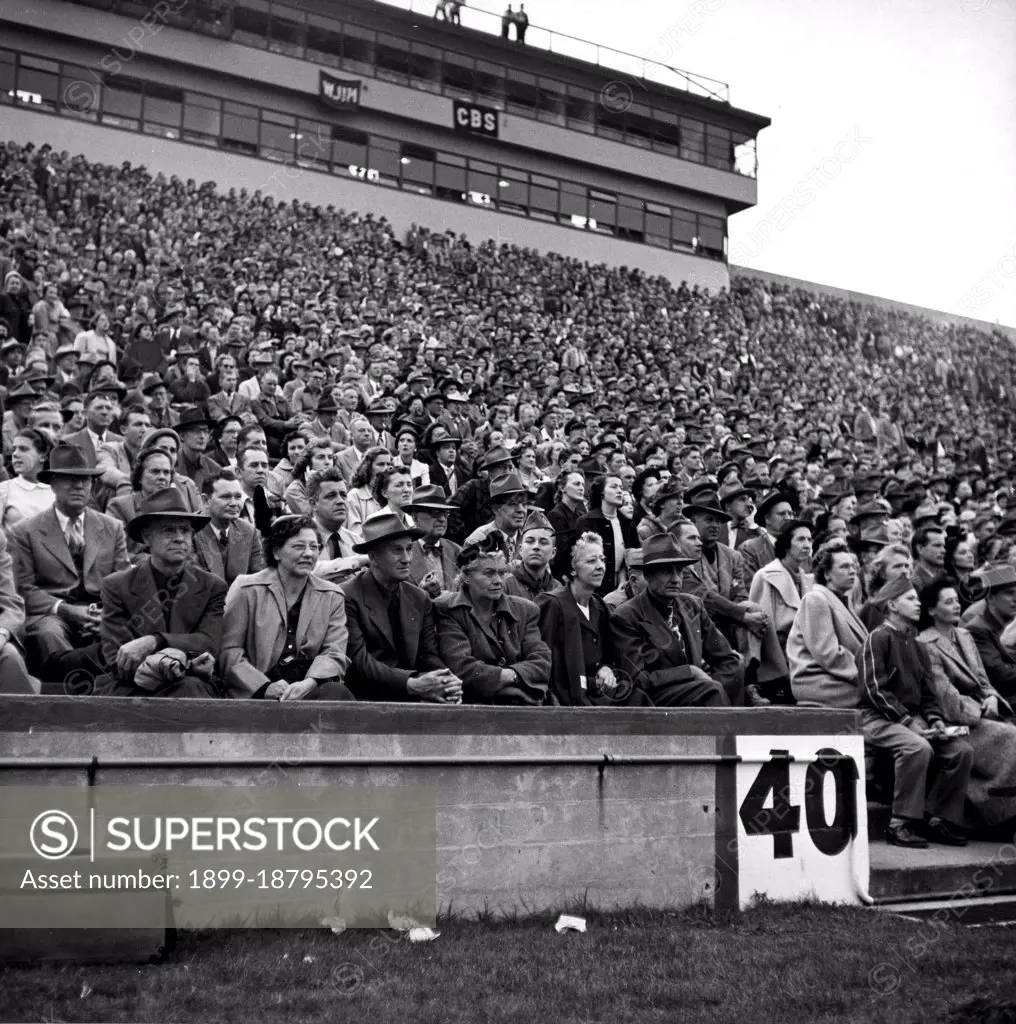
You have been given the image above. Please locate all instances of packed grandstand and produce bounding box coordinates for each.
[3,139,1016,847]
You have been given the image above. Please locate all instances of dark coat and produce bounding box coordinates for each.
[192,518,265,587]
[341,570,443,700]
[738,533,776,584]
[407,537,460,593]
[611,589,741,705]
[548,500,586,579]
[447,476,491,544]
[100,557,226,675]
[574,508,638,595]
[966,605,1016,701]
[435,588,550,704]
[536,585,651,707]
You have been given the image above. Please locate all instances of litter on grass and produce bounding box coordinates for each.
[555,915,587,934]
[408,927,440,943]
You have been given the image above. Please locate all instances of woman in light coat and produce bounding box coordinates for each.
[748,520,814,690]
[787,539,868,708]
[220,515,354,701]
[918,576,1016,830]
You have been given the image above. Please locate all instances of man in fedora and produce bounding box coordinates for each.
[365,396,397,450]
[193,466,266,587]
[447,444,517,544]
[718,481,761,550]
[966,565,1016,700]
[2,381,40,454]
[99,487,225,697]
[305,395,346,447]
[425,425,464,497]
[612,535,741,706]
[739,490,797,583]
[404,484,461,597]
[175,405,222,495]
[9,443,129,683]
[342,511,461,703]
[463,472,530,559]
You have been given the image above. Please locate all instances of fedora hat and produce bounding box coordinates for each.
[6,382,40,404]
[755,490,798,522]
[175,405,215,432]
[973,564,1016,593]
[683,475,719,504]
[489,472,527,501]
[718,482,752,505]
[425,426,461,449]
[857,525,892,549]
[404,485,456,513]
[682,496,731,523]
[479,446,515,472]
[642,534,697,569]
[126,487,210,543]
[38,443,104,483]
[366,396,398,416]
[139,373,167,395]
[352,511,424,553]
[316,397,339,415]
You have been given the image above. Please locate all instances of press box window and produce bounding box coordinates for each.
[401,143,435,194]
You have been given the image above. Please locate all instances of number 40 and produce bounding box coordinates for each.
[737,748,858,859]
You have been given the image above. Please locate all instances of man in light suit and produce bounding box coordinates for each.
[0,528,39,693]
[334,418,374,486]
[9,444,129,682]
[404,485,461,597]
[61,391,123,466]
[193,467,266,586]
[342,511,461,703]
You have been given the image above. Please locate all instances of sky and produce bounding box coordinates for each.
[385,0,1016,327]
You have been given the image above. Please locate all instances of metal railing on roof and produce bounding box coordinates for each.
[371,0,731,104]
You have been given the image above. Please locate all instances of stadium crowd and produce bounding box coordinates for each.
[4,139,1016,846]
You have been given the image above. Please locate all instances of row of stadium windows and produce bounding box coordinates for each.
[53,0,755,177]
[0,48,727,258]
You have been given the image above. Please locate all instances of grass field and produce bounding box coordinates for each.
[4,902,1016,1024]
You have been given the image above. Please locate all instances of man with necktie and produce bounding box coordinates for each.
[310,468,368,584]
[9,444,129,684]
[193,467,266,586]
[342,511,461,702]
[405,485,461,597]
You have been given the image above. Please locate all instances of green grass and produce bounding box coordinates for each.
[4,902,1016,1023]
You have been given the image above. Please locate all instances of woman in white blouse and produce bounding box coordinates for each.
[344,445,393,543]
[0,428,54,528]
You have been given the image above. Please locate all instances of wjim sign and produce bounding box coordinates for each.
[319,72,361,110]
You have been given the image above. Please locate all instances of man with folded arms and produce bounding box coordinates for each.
[342,511,462,703]
[99,487,225,697]
[309,468,367,585]
[857,575,974,848]
[613,535,741,707]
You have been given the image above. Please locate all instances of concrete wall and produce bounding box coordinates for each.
[0,698,863,916]
[3,105,731,288]
[0,0,757,209]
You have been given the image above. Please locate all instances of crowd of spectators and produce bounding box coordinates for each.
[4,139,1016,846]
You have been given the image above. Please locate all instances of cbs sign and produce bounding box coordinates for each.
[452,101,499,139]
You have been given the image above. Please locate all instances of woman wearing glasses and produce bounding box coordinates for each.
[220,515,355,701]
[435,532,551,705]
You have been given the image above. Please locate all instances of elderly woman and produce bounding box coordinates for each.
[283,437,335,515]
[0,428,53,527]
[537,532,652,707]
[748,519,814,699]
[220,515,354,701]
[787,539,868,708]
[435,531,551,705]
[345,445,393,542]
[107,445,200,556]
[858,542,912,631]
[917,576,1016,830]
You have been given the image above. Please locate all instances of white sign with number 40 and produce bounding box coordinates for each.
[733,735,869,908]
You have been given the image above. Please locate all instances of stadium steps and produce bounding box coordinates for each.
[873,892,1016,925]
